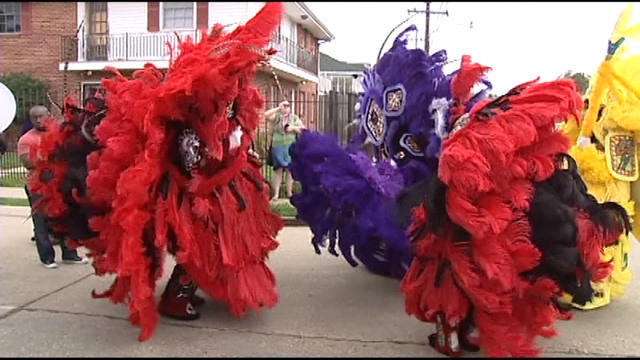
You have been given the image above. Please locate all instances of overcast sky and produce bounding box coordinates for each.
[306,2,629,94]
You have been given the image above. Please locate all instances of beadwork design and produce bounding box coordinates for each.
[365,99,386,145]
[450,113,471,136]
[609,134,636,177]
[178,128,203,173]
[399,133,424,157]
[383,84,406,116]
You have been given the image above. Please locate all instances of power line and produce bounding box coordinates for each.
[429,2,445,37]
[408,2,449,54]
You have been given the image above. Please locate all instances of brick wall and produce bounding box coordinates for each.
[256,69,320,128]
[255,71,297,129]
[0,2,83,102]
[292,24,320,128]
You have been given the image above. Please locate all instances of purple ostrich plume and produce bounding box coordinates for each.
[289,25,491,279]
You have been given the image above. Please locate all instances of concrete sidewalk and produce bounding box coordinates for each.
[0,186,26,199]
[0,209,639,357]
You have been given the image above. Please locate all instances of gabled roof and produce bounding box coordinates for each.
[319,53,369,73]
[287,2,334,41]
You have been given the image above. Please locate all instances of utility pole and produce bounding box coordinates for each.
[408,2,449,55]
[425,2,430,53]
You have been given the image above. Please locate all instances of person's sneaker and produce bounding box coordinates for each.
[62,255,89,264]
[42,261,58,269]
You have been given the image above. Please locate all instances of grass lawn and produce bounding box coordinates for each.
[261,168,302,199]
[0,168,299,216]
[0,175,26,188]
[0,152,22,170]
[270,201,298,218]
[0,195,297,216]
[0,197,29,206]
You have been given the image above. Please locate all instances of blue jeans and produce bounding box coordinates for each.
[25,186,78,263]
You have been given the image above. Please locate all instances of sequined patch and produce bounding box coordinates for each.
[227,102,236,119]
[365,99,386,145]
[178,128,203,173]
[379,143,389,160]
[399,133,424,157]
[449,113,471,136]
[383,85,406,116]
[607,133,638,181]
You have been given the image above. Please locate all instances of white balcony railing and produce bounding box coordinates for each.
[62,31,202,63]
[61,31,318,74]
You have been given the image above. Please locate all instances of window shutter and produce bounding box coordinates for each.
[21,2,32,34]
[196,2,208,30]
[148,2,159,32]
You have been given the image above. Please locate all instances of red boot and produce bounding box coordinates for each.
[458,314,480,352]
[182,274,205,307]
[158,265,200,321]
[428,313,463,357]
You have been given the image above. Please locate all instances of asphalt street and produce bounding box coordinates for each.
[1,204,639,357]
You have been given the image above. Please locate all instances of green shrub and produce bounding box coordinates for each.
[0,72,50,128]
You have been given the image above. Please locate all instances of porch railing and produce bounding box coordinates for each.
[268,34,318,75]
[61,30,203,62]
[61,31,318,75]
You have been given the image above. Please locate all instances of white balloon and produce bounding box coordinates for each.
[0,82,17,133]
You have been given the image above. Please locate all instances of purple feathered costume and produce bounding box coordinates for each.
[289,26,491,278]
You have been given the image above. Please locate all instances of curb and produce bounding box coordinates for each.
[0,205,307,227]
[0,186,27,199]
[0,205,31,217]
[283,217,307,227]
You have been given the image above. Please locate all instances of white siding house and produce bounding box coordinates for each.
[61,2,333,86]
[107,2,147,34]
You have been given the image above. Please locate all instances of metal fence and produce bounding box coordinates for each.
[1,87,82,186]
[1,88,359,196]
[257,91,358,196]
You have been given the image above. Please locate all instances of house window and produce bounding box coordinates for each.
[82,82,104,102]
[309,93,316,129]
[162,2,195,30]
[86,2,108,61]
[88,2,108,35]
[298,91,306,121]
[0,2,21,34]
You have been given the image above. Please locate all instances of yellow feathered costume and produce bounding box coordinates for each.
[563,2,640,309]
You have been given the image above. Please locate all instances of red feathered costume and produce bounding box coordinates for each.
[29,94,106,244]
[400,56,628,357]
[32,3,284,342]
